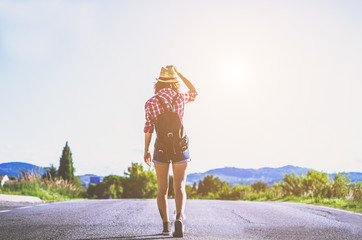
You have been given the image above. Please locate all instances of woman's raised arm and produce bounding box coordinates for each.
[169,66,196,90]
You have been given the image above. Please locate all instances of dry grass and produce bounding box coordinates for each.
[0,169,83,201]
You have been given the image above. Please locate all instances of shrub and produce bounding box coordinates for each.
[301,170,329,197]
[251,181,269,193]
[122,163,157,198]
[330,173,350,198]
[351,182,362,201]
[281,172,303,196]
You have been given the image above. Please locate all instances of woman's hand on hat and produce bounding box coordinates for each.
[172,66,180,74]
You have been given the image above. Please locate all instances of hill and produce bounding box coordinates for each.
[0,162,46,177]
[186,165,362,186]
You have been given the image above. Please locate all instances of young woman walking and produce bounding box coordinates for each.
[144,65,197,237]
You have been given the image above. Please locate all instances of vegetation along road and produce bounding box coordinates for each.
[0,199,361,240]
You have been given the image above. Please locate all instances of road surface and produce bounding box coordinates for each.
[0,199,361,239]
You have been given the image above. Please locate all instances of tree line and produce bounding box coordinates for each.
[85,162,361,202]
[21,141,361,204]
[3,141,359,209]
[186,170,361,202]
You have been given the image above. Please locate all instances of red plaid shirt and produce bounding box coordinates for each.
[144,88,198,133]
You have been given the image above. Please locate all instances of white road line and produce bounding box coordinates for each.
[0,210,11,213]
[36,204,49,207]
[16,206,32,209]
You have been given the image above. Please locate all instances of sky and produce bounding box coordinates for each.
[0,0,361,176]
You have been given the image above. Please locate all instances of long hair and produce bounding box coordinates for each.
[154,81,180,94]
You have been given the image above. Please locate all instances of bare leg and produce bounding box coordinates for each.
[172,162,188,218]
[154,162,170,222]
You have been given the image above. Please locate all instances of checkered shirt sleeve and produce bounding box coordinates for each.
[182,89,198,103]
[144,101,155,133]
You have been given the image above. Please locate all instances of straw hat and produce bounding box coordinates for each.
[156,66,179,83]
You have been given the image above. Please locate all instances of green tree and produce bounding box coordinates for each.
[192,182,197,192]
[197,175,225,198]
[87,175,124,199]
[43,164,58,180]
[87,182,106,199]
[122,162,157,198]
[271,182,284,198]
[58,141,75,182]
[301,170,329,197]
[197,180,203,195]
[281,172,303,196]
[251,181,269,193]
[218,181,232,200]
[351,182,362,201]
[186,182,198,199]
[103,175,124,199]
[330,173,350,198]
[229,184,252,200]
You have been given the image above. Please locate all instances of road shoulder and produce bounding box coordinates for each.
[0,194,42,203]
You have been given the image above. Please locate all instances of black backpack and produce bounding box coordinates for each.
[154,94,188,155]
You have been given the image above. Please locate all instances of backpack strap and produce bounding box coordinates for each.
[156,94,179,112]
[171,94,179,108]
[170,93,179,111]
[155,95,168,111]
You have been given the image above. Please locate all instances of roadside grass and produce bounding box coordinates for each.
[0,188,83,202]
[275,196,362,214]
[0,170,84,201]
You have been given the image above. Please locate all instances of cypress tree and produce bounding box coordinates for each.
[58,141,75,181]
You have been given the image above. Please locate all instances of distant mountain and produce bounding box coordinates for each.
[0,162,46,177]
[186,165,362,186]
[329,172,362,183]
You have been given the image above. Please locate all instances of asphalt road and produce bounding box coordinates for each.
[0,199,361,240]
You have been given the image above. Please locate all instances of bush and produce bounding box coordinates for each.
[301,170,329,197]
[281,172,303,196]
[86,175,124,199]
[330,173,350,198]
[229,184,251,200]
[351,182,362,201]
[197,175,223,196]
[185,182,198,199]
[251,181,269,193]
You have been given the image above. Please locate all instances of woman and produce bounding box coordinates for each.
[144,65,197,237]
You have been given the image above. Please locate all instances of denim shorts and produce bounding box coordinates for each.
[152,148,191,165]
